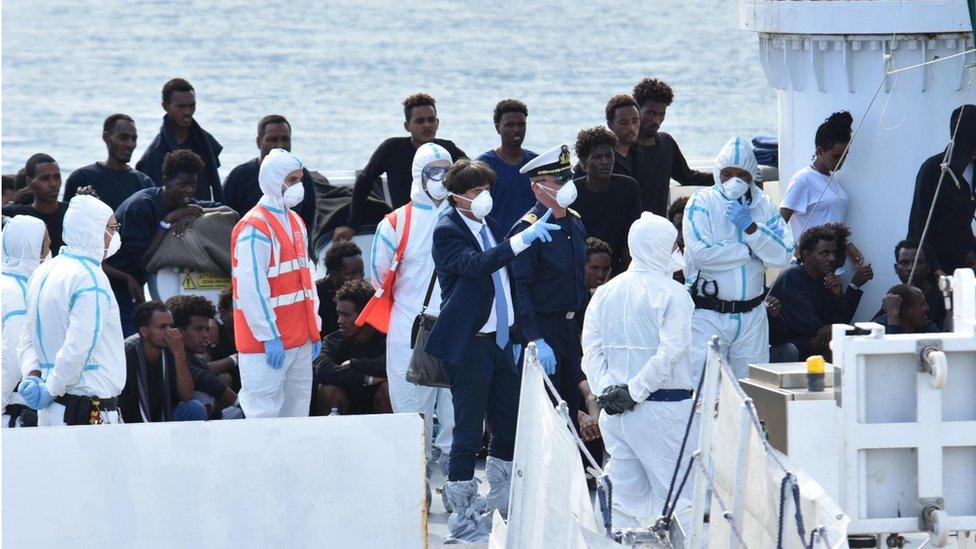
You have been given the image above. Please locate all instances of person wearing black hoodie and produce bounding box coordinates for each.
[136,78,224,202]
[908,104,976,273]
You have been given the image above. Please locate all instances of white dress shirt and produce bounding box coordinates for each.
[457,210,526,334]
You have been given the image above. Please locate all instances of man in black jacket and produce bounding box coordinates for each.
[908,104,976,273]
[312,279,389,415]
[632,78,713,217]
[332,93,465,241]
[137,78,223,202]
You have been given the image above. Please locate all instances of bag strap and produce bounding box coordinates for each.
[419,272,437,314]
[391,203,414,270]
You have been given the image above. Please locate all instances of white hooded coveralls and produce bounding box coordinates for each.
[582,212,698,527]
[682,137,795,380]
[2,216,47,419]
[18,196,126,426]
[369,143,454,458]
[234,149,321,418]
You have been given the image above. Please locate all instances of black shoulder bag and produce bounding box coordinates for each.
[406,273,450,388]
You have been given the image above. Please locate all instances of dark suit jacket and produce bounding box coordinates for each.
[426,209,520,365]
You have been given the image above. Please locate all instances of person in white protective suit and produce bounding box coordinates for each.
[17,195,127,426]
[367,142,455,472]
[2,216,49,427]
[232,148,321,418]
[582,212,698,527]
[682,137,795,380]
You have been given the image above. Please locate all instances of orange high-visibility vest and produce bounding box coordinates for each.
[231,205,320,353]
[355,203,413,333]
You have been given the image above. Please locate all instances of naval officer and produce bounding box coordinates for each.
[509,144,588,428]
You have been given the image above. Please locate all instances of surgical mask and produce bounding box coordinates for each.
[720,176,750,200]
[669,248,685,273]
[423,165,450,200]
[104,231,121,259]
[281,183,304,208]
[538,180,578,208]
[453,191,493,219]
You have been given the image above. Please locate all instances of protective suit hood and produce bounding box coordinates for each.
[2,215,47,277]
[627,212,677,275]
[712,136,761,187]
[62,195,114,262]
[948,104,976,173]
[259,148,304,209]
[411,143,453,206]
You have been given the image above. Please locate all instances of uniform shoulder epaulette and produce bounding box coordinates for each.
[567,208,581,218]
[521,212,538,224]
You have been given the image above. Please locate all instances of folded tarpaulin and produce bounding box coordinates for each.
[146,207,239,276]
[308,170,392,262]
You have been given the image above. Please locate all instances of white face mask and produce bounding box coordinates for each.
[424,175,450,200]
[538,180,578,208]
[104,230,121,259]
[669,248,686,273]
[721,176,750,200]
[453,191,493,220]
[281,183,304,208]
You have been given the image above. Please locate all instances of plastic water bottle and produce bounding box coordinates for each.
[330,406,340,416]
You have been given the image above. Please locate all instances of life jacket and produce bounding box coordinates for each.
[231,205,320,352]
[355,203,413,333]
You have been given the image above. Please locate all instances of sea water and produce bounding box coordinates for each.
[2,0,775,177]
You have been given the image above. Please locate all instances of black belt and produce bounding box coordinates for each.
[55,394,118,411]
[692,291,766,314]
[474,331,496,338]
[4,404,36,428]
[645,389,694,402]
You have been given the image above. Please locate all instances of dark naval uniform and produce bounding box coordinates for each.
[509,202,588,427]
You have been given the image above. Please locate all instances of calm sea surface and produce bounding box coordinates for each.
[2,0,776,177]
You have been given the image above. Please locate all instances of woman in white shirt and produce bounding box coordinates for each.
[780,111,865,266]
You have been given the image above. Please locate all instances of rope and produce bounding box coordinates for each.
[887,48,976,76]
[597,475,614,538]
[909,67,976,283]
[776,474,790,549]
[663,454,697,526]
[695,458,752,549]
[660,360,707,521]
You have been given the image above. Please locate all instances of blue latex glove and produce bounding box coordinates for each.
[513,343,523,363]
[725,200,754,232]
[311,340,322,358]
[521,209,561,245]
[533,339,557,375]
[18,376,54,410]
[264,338,286,370]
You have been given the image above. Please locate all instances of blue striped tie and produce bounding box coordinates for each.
[479,225,510,349]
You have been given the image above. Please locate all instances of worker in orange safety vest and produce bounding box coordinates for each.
[231,148,321,418]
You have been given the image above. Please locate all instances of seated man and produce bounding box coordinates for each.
[884,239,947,329]
[315,241,364,337]
[313,279,390,415]
[106,150,222,336]
[119,301,210,422]
[206,285,240,392]
[166,295,241,418]
[873,284,940,334]
[769,224,873,360]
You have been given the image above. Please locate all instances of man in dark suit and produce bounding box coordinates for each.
[426,159,559,543]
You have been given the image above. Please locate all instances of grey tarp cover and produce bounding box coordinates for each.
[146,207,239,276]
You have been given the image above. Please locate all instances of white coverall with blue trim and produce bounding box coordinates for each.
[682,138,795,380]
[18,196,126,426]
[370,143,455,462]
[2,215,47,426]
[235,150,320,418]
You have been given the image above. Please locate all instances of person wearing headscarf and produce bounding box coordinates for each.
[17,195,127,426]
[2,216,48,427]
[582,212,697,527]
[682,137,795,380]
[363,142,456,477]
[231,149,321,418]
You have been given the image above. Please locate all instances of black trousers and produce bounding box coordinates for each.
[530,314,583,432]
[442,337,521,482]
